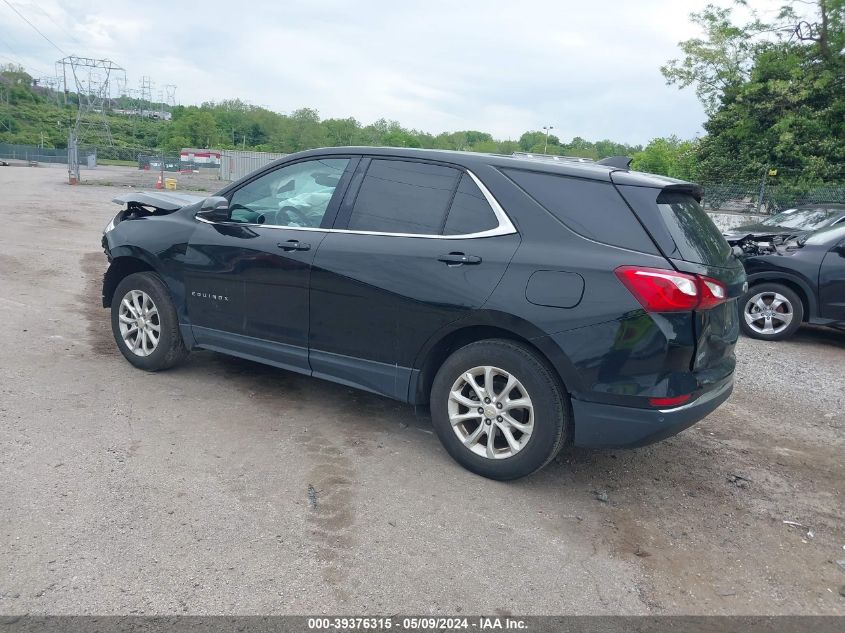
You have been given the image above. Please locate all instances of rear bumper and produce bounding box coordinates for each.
[571,377,733,448]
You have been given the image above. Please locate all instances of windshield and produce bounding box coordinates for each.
[761,207,841,230]
[800,224,845,246]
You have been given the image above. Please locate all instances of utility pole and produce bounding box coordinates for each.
[543,125,554,154]
[757,166,769,213]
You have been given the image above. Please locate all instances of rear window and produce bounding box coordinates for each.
[656,192,731,265]
[443,174,498,235]
[502,169,658,253]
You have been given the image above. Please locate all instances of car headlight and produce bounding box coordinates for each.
[103,212,120,234]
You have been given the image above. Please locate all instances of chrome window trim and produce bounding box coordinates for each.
[195,168,518,239]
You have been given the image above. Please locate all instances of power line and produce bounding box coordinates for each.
[0,32,52,76]
[0,29,21,57]
[32,4,83,49]
[1,0,67,56]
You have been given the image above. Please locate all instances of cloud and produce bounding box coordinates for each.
[1,0,724,143]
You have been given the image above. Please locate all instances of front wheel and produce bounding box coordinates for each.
[110,272,188,371]
[429,339,569,480]
[740,283,803,341]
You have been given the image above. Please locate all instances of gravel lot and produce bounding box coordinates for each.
[1,166,843,615]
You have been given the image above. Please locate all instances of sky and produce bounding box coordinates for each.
[0,0,773,145]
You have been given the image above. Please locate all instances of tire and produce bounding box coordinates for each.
[429,339,569,480]
[739,282,803,341]
[110,271,188,371]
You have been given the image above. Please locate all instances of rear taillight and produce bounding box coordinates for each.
[698,278,727,310]
[649,394,692,408]
[615,266,728,313]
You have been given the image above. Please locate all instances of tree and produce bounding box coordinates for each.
[0,62,659,163]
[660,5,757,114]
[632,136,699,180]
[169,109,219,148]
[663,0,845,184]
[517,131,546,151]
[662,1,845,110]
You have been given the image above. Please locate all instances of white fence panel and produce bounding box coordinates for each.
[220,150,287,181]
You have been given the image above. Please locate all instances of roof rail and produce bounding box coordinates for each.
[596,156,633,169]
[511,152,593,164]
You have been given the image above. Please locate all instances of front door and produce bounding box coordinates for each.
[184,156,353,372]
[819,238,845,321]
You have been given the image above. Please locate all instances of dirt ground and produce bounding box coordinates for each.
[1,165,843,615]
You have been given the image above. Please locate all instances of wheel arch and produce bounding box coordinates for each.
[746,272,815,321]
[102,250,160,308]
[409,315,581,408]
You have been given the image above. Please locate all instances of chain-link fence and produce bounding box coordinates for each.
[700,167,845,214]
[0,142,85,166]
[0,142,101,170]
[1,142,222,174]
[701,182,845,214]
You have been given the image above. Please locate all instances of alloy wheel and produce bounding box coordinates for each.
[118,289,161,357]
[448,365,534,459]
[744,291,793,336]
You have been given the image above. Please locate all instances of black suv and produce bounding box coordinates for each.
[101,148,745,480]
[738,224,845,340]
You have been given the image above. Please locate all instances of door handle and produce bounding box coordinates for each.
[438,252,481,265]
[278,240,311,252]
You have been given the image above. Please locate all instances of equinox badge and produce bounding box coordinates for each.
[191,291,230,302]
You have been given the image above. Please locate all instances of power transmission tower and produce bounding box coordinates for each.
[35,76,61,106]
[55,56,126,182]
[164,84,176,108]
[115,74,127,108]
[138,76,153,116]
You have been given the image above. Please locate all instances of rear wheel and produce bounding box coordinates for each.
[429,339,569,480]
[110,272,188,370]
[740,283,803,341]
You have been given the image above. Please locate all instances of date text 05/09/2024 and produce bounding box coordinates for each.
[307,617,528,630]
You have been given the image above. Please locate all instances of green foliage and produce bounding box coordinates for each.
[0,63,642,163]
[664,0,845,187]
[631,136,699,180]
[660,5,757,114]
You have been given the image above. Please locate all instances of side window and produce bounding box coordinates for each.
[228,158,349,227]
[443,174,499,235]
[502,169,657,253]
[348,160,460,234]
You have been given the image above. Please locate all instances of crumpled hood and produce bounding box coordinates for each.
[112,191,206,211]
[722,222,808,244]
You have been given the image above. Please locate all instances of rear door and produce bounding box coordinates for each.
[614,182,746,374]
[309,157,520,400]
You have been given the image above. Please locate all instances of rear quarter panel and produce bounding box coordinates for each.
[478,167,697,402]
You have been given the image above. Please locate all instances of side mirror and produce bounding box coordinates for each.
[197,196,230,222]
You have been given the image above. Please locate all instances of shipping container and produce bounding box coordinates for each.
[219,150,287,181]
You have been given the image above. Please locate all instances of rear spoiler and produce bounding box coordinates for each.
[659,183,704,203]
[596,156,632,170]
[610,171,704,203]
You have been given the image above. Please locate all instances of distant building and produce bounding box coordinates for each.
[111,108,172,121]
